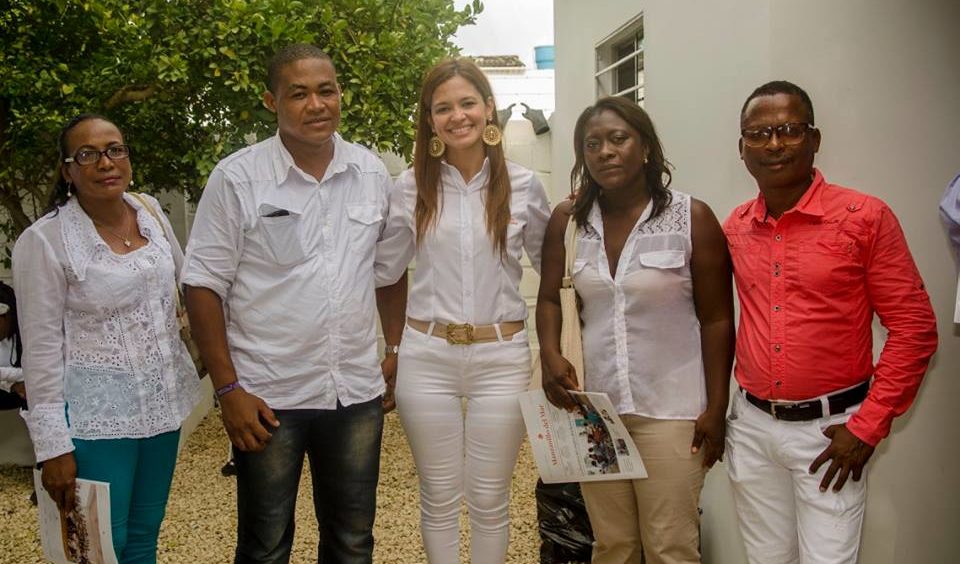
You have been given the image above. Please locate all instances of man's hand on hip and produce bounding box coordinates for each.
[809,424,875,493]
[219,388,279,452]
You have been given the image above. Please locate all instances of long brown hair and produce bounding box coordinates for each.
[570,97,672,226]
[413,58,511,255]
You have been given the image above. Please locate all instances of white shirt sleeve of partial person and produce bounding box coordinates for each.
[522,172,552,274]
[374,171,415,288]
[0,366,23,391]
[12,227,75,462]
[180,167,245,299]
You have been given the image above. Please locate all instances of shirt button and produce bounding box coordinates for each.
[774,344,781,352]
[773,305,781,312]
[775,380,782,387]
[775,234,782,241]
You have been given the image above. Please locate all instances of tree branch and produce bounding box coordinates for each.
[105,84,157,109]
[0,185,36,237]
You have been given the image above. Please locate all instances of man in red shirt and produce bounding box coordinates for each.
[723,80,937,563]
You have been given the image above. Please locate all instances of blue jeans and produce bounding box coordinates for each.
[233,398,384,564]
[73,429,181,564]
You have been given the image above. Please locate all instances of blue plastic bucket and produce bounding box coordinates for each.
[534,45,555,69]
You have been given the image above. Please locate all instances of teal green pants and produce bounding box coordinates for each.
[73,429,181,564]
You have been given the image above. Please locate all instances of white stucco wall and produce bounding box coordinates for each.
[554,1,960,562]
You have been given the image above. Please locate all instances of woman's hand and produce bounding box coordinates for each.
[41,452,78,511]
[691,408,726,468]
[381,354,398,413]
[541,350,580,410]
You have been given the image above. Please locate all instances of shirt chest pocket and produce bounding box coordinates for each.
[637,249,686,270]
[346,204,383,249]
[797,229,864,290]
[259,211,309,266]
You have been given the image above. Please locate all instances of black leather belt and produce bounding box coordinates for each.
[744,381,870,421]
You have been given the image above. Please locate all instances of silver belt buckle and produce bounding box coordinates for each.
[768,399,793,419]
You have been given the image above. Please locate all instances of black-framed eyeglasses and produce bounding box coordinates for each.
[740,123,814,148]
[63,145,131,166]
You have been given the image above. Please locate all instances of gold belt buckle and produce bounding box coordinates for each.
[445,323,475,345]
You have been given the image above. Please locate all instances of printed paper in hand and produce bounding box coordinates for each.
[520,389,647,484]
[33,470,117,564]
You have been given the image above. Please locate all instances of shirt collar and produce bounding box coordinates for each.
[744,167,826,222]
[59,193,160,281]
[269,132,355,188]
[585,196,653,235]
[440,157,491,192]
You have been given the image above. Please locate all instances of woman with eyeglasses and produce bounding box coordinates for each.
[12,113,201,563]
[537,97,734,564]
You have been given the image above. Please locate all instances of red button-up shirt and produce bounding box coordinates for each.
[723,169,937,446]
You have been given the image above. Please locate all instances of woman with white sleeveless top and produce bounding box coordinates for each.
[537,97,734,564]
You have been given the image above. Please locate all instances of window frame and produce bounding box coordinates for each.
[594,14,644,104]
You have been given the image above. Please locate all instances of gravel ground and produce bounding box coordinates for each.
[0,409,542,563]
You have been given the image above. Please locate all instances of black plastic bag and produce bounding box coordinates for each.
[536,478,594,564]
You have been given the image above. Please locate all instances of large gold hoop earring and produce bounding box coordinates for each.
[428,135,446,158]
[482,122,502,146]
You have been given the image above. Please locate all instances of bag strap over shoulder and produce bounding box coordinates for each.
[128,192,185,309]
[129,192,163,232]
[562,214,578,289]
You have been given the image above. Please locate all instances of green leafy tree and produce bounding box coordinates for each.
[0,0,481,248]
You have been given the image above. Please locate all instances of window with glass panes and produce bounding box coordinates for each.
[595,15,644,105]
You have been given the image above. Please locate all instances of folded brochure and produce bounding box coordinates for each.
[33,470,117,564]
[520,389,647,483]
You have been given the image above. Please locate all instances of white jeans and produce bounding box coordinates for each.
[726,390,867,564]
[396,325,531,564]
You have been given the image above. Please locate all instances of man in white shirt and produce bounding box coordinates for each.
[182,44,405,564]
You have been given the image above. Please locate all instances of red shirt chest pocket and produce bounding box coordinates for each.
[794,226,866,296]
[726,231,768,294]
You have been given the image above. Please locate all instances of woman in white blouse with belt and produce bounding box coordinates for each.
[13,114,201,563]
[537,97,734,564]
[377,58,551,563]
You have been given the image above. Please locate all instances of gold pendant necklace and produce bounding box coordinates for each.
[93,210,134,248]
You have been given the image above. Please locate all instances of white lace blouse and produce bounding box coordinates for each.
[12,194,202,462]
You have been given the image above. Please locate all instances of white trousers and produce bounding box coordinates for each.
[396,324,531,564]
[726,390,867,564]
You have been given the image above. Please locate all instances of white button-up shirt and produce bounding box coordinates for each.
[182,134,395,409]
[573,191,706,419]
[377,159,551,324]
[13,194,202,462]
